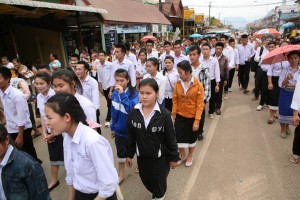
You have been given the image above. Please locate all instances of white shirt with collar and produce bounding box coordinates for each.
[97,60,113,90]
[159,52,174,70]
[164,68,179,99]
[81,75,100,110]
[0,144,14,200]
[254,46,269,66]
[110,58,136,87]
[180,77,194,95]
[134,102,161,129]
[37,88,56,132]
[291,75,300,113]
[64,122,118,198]
[126,52,138,66]
[147,51,159,59]
[223,45,235,69]
[143,72,167,104]
[200,56,221,82]
[0,85,32,133]
[173,53,188,69]
[136,62,147,77]
[91,59,100,77]
[74,92,96,123]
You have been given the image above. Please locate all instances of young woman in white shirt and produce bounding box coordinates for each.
[35,72,63,191]
[51,68,97,123]
[162,56,179,112]
[44,93,118,200]
[136,50,147,88]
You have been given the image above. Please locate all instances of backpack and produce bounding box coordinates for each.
[250,47,264,72]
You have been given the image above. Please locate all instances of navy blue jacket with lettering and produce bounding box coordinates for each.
[124,104,180,162]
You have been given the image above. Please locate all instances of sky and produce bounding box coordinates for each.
[181,0,294,25]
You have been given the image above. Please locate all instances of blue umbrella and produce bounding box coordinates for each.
[190,33,203,38]
[281,22,295,29]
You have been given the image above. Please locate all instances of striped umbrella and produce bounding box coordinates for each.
[253,28,281,39]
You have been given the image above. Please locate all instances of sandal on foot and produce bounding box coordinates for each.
[289,155,299,164]
[134,167,139,173]
[267,119,274,124]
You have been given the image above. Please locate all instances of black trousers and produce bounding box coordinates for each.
[254,67,268,105]
[96,109,101,134]
[28,103,36,127]
[103,89,112,122]
[75,190,117,200]
[209,79,217,114]
[216,78,225,109]
[9,128,38,161]
[225,68,235,91]
[164,98,173,112]
[199,102,206,134]
[238,62,251,89]
[292,115,300,156]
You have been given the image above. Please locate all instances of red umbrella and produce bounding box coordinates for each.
[253,28,281,39]
[261,45,300,64]
[141,35,157,42]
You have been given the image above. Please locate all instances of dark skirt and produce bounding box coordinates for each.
[292,114,300,155]
[278,88,294,124]
[47,134,64,166]
[268,76,280,110]
[115,135,126,162]
[137,156,170,199]
[174,114,198,148]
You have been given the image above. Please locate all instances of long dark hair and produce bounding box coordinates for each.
[139,78,159,93]
[163,56,174,75]
[46,93,87,126]
[52,68,83,94]
[114,69,136,98]
[147,57,160,72]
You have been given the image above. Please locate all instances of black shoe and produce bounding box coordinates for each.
[216,108,221,115]
[48,181,60,192]
[197,133,204,141]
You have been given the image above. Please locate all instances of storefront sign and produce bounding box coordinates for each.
[161,25,167,33]
[195,14,204,24]
[104,24,147,34]
[109,30,117,45]
[152,24,159,33]
[184,9,195,21]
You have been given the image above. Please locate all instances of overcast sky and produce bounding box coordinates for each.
[182,0,293,23]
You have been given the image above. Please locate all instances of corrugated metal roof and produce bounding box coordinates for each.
[84,0,171,25]
[0,0,107,14]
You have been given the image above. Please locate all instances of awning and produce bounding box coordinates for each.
[0,0,107,14]
[84,0,171,25]
[281,22,295,29]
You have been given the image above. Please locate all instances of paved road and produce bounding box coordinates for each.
[34,73,300,200]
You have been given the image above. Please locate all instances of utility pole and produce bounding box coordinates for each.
[208,2,211,27]
[159,0,162,12]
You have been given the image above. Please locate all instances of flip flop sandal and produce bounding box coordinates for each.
[134,167,139,173]
[289,155,299,164]
[267,119,274,124]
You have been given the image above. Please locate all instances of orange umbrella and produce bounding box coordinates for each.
[253,28,281,39]
[141,35,157,42]
[261,45,300,64]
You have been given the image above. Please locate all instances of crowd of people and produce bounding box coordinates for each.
[0,30,299,200]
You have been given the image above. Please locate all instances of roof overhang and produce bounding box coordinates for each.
[0,0,107,14]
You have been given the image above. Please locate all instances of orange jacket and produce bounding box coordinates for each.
[172,77,205,127]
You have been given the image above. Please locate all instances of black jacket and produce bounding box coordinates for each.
[125,105,180,162]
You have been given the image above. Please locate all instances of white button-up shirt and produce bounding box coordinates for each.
[91,59,100,77]
[173,53,188,69]
[291,75,300,113]
[223,45,235,69]
[64,122,118,198]
[74,92,96,122]
[267,61,289,77]
[81,75,100,110]
[147,51,159,59]
[110,58,136,87]
[136,62,147,77]
[254,46,269,66]
[279,66,300,88]
[164,69,179,99]
[134,102,161,128]
[0,85,32,133]
[126,52,138,67]
[200,56,221,82]
[180,77,194,95]
[143,72,167,104]
[0,145,13,200]
[37,88,55,132]
[238,44,255,65]
[97,61,113,90]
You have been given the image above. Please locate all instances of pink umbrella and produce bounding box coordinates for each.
[141,35,157,42]
[254,28,281,39]
[261,45,300,64]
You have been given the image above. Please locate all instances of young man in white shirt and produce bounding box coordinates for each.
[173,40,188,69]
[227,39,240,92]
[90,53,100,80]
[68,54,79,71]
[220,35,235,99]
[200,43,220,119]
[159,41,174,70]
[98,50,113,128]
[210,37,217,55]
[109,43,136,98]
[125,43,138,68]
[146,40,159,59]
[0,67,40,162]
[75,61,101,133]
